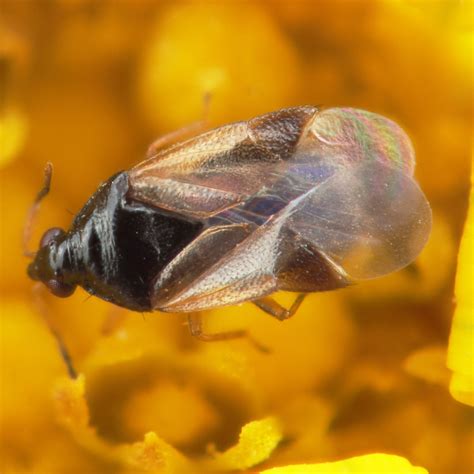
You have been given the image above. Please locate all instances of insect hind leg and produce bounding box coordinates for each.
[253,293,306,321]
[187,313,268,352]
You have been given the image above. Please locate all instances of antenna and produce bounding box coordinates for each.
[23,162,53,258]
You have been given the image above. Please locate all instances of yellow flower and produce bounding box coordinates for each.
[0,109,27,169]
[447,160,474,406]
[261,454,428,474]
[1,1,471,473]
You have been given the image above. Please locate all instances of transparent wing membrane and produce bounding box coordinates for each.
[285,161,431,279]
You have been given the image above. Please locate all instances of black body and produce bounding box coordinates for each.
[27,172,202,311]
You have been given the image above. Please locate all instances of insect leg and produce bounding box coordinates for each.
[32,283,77,378]
[23,162,53,258]
[146,94,212,158]
[146,121,207,157]
[49,327,77,379]
[187,313,268,352]
[253,293,307,321]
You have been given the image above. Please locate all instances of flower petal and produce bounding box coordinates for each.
[208,417,282,471]
[53,375,193,473]
[261,453,429,474]
[447,163,474,406]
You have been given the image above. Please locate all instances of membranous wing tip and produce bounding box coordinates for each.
[289,107,430,280]
[285,160,432,280]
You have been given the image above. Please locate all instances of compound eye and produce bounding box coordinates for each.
[40,227,65,248]
[46,278,75,298]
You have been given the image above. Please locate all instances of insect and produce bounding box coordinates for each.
[26,106,431,344]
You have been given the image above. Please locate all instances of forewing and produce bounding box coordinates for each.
[152,223,252,309]
[132,106,430,293]
[153,198,289,312]
[128,107,317,218]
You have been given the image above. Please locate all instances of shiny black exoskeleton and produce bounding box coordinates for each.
[27,172,202,311]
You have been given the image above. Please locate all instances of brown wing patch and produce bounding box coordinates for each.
[131,122,250,177]
[152,223,252,309]
[153,197,290,312]
[248,106,317,159]
[158,274,276,313]
[128,176,245,218]
[275,228,349,292]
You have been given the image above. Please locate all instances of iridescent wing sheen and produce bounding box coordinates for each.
[129,106,431,310]
[276,107,431,279]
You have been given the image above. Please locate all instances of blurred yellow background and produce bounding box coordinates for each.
[0,1,472,473]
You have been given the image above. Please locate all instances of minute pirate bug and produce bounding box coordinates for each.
[25,106,431,354]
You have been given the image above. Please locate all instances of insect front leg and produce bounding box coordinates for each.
[146,121,207,158]
[252,293,307,321]
[146,93,212,158]
[32,283,77,378]
[187,313,268,352]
